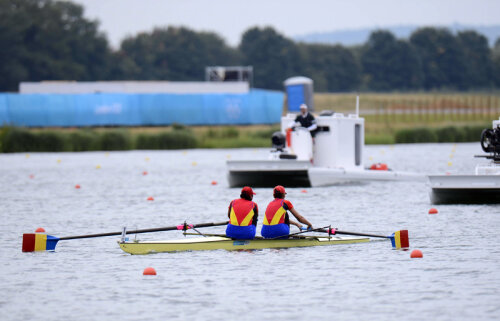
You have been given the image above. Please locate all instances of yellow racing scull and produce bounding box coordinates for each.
[118,235,370,255]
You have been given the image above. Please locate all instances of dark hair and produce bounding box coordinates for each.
[274,191,285,199]
[241,193,253,201]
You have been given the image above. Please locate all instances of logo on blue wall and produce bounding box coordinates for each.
[225,98,242,120]
[94,103,123,115]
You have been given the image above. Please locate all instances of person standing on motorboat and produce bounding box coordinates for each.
[261,185,313,239]
[292,104,318,137]
[226,186,259,239]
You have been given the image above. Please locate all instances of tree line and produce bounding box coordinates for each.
[2,0,500,93]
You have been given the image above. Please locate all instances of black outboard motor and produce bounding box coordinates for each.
[271,131,297,159]
[271,131,286,151]
[480,125,500,161]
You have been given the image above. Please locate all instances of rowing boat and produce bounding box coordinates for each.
[22,221,406,254]
[118,235,370,255]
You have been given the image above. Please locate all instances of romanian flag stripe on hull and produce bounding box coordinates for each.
[22,233,60,252]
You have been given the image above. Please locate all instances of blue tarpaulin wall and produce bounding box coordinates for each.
[0,89,284,127]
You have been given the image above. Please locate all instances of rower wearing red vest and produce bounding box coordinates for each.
[226,186,259,239]
[261,185,313,239]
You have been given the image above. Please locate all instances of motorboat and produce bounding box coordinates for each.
[227,99,425,187]
[428,118,500,204]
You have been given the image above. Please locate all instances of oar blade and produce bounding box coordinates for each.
[22,233,59,252]
[390,230,409,249]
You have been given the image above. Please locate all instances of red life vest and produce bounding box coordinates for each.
[229,199,256,226]
[263,199,287,225]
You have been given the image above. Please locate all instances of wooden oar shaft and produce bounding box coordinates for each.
[59,221,229,240]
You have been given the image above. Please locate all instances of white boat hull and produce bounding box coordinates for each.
[227,160,425,187]
[428,175,500,204]
[227,160,312,187]
[308,167,426,187]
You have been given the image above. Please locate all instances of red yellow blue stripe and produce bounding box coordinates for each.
[22,233,59,252]
[390,230,409,249]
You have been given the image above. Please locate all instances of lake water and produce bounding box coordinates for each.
[0,143,499,321]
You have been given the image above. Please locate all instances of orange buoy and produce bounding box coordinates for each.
[211,181,217,185]
[428,208,438,214]
[142,171,148,176]
[369,163,388,171]
[75,184,81,189]
[35,227,45,233]
[410,249,423,258]
[147,196,154,201]
[29,174,35,179]
[301,189,308,193]
[143,267,157,275]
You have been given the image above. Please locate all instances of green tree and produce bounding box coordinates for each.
[299,43,360,92]
[410,27,467,90]
[493,38,500,88]
[117,26,241,80]
[0,0,112,91]
[239,27,303,89]
[360,30,422,91]
[457,30,493,89]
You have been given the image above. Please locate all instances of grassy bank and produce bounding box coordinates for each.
[0,125,280,152]
[314,92,498,144]
[0,122,488,153]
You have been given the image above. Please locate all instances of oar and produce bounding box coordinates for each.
[22,221,229,252]
[300,227,409,249]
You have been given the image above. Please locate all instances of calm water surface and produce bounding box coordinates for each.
[0,143,499,321]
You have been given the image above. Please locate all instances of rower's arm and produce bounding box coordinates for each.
[290,208,313,229]
[289,220,302,229]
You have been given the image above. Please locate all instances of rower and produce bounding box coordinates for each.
[226,186,259,239]
[261,185,313,239]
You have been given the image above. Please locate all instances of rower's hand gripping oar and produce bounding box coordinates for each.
[22,221,229,252]
[300,227,409,249]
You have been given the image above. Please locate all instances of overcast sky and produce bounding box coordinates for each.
[70,0,500,48]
